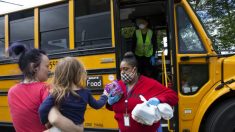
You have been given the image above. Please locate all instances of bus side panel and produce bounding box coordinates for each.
[0,52,118,130]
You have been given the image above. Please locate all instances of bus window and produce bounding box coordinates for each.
[180,64,209,95]
[119,19,135,59]
[0,16,4,58]
[40,3,69,53]
[156,29,168,57]
[75,0,111,50]
[121,26,136,39]
[176,6,206,54]
[9,10,34,49]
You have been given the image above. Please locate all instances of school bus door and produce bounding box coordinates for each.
[174,1,216,131]
[166,0,179,131]
[111,0,121,80]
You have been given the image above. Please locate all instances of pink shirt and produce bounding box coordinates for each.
[8,82,49,132]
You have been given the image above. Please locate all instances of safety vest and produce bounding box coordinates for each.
[135,29,153,57]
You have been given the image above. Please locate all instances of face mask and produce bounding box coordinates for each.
[139,24,146,29]
[121,68,136,84]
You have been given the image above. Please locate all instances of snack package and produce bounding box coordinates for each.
[105,80,123,105]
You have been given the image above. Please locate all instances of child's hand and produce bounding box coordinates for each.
[103,89,109,97]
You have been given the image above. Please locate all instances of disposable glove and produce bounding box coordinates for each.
[105,80,123,105]
[108,94,122,105]
[147,97,160,106]
[150,56,156,66]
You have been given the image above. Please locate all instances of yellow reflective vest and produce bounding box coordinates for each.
[135,29,153,57]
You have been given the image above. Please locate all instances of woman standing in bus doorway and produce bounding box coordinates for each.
[39,57,109,132]
[132,18,157,78]
[7,44,83,132]
[106,52,178,132]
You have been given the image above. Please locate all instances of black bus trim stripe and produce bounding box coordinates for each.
[0,47,115,65]
[0,68,116,81]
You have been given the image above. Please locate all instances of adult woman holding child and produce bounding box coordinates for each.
[7,44,83,132]
[106,52,178,132]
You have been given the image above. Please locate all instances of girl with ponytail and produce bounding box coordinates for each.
[39,57,109,132]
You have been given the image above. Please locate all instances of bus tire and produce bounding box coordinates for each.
[203,98,235,132]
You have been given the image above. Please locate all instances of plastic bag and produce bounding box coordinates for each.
[131,95,174,125]
[131,95,161,125]
[157,103,173,120]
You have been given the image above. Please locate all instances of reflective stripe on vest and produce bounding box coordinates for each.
[135,29,153,57]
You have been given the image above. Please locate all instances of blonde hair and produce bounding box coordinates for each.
[51,57,87,106]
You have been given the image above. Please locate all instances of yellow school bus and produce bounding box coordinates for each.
[0,0,234,131]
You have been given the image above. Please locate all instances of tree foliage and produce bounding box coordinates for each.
[188,0,235,51]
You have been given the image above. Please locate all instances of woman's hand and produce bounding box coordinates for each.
[48,107,84,132]
[45,122,52,129]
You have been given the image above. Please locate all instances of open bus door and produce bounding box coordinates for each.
[112,0,178,131]
[111,0,121,80]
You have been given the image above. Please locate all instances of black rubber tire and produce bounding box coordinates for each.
[203,98,235,132]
